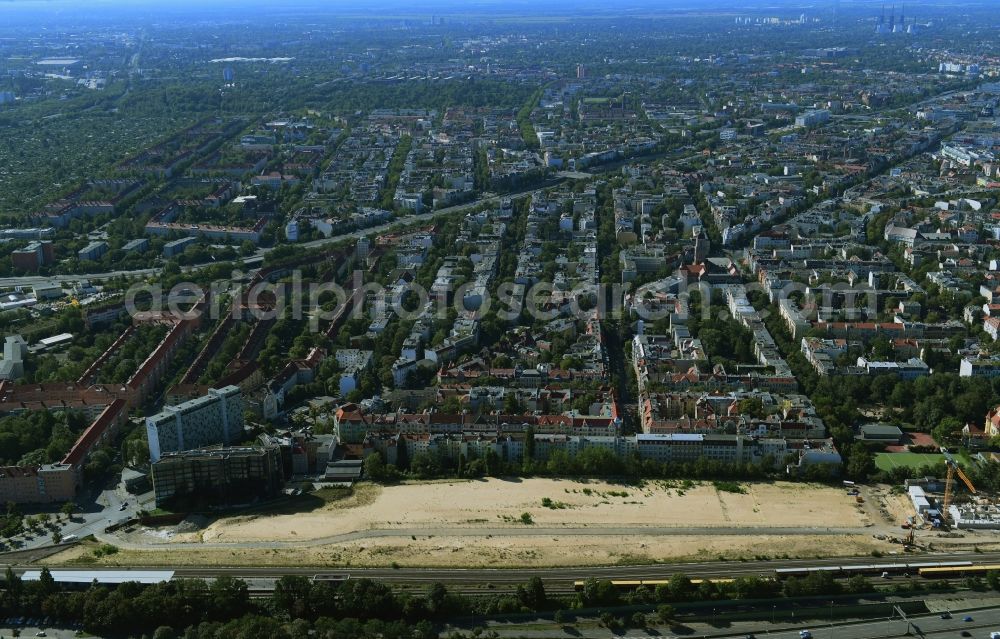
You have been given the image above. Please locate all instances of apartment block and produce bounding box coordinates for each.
[145,386,244,462]
[11,241,54,272]
[0,464,77,504]
[77,241,109,261]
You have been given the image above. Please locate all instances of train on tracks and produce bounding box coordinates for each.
[573,561,983,591]
[916,564,1000,578]
[312,573,351,584]
[573,578,734,591]
[774,561,973,579]
[307,563,996,594]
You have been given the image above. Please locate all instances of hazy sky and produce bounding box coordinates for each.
[0,0,904,11]
[0,0,992,24]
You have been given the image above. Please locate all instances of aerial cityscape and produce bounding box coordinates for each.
[1,0,1000,637]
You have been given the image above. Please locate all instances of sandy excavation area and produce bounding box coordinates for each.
[184,478,869,544]
[49,532,896,569]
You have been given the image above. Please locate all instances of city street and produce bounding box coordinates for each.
[2,475,148,553]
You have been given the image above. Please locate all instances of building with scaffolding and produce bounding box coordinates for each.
[949,502,1000,530]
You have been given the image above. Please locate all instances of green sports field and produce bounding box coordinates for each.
[874,452,945,471]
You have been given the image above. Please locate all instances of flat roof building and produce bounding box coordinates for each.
[11,240,54,272]
[122,238,149,253]
[145,385,244,462]
[163,236,197,257]
[78,241,109,261]
[151,444,283,508]
[0,464,77,504]
[858,422,904,443]
[0,335,27,380]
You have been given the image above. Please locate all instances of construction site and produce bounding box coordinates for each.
[905,449,1000,531]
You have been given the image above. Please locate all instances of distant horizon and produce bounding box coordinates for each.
[0,0,994,11]
[0,0,992,27]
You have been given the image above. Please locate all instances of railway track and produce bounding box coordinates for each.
[15,550,1000,594]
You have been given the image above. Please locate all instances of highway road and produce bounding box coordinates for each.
[0,267,162,288]
[726,608,1000,639]
[466,604,1000,639]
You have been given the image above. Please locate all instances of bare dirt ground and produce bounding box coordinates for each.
[46,532,897,569]
[185,478,868,543]
[39,478,911,568]
[42,479,1000,568]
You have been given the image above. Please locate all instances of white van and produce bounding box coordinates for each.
[62,534,78,543]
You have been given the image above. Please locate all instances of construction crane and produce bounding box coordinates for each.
[942,449,977,524]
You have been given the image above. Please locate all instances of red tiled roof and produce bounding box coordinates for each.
[62,399,128,467]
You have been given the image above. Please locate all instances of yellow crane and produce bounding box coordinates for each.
[942,450,977,523]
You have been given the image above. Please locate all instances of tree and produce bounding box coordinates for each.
[60,501,76,519]
[523,426,536,462]
[463,458,486,478]
[657,604,676,624]
[932,417,964,446]
[847,574,872,594]
[986,570,1000,591]
[519,512,533,525]
[272,575,312,618]
[152,626,177,639]
[210,574,251,620]
[38,567,56,597]
[427,582,448,614]
[518,576,546,609]
[503,393,525,414]
[4,565,21,600]
[668,573,695,600]
[413,620,436,639]
[737,397,766,419]
[578,578,620,607]
[871,338,894,361]
[363,452,386,482]
[845,443,876,481]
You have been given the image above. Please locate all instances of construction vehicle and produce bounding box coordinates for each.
[902,526,915,550]
[942,449,977,525]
